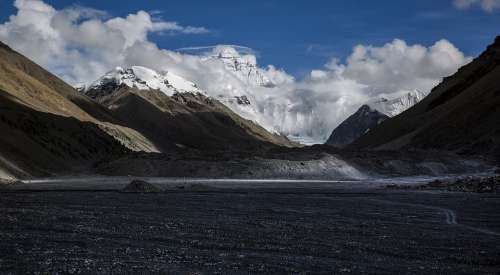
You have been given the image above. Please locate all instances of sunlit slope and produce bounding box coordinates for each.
[0,41,157,153]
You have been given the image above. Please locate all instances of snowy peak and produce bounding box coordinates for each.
[84,66,203,97]
[368,90,427,117]
[207,46,274,88]
[326,90,427,147]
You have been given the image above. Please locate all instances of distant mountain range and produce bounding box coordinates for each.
[1,36,498,179]
[326,90,426,147]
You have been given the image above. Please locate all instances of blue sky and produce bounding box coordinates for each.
[1,0,498,78]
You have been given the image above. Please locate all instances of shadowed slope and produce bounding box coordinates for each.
[0,90,127,178]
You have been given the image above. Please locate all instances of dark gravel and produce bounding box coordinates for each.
[0,189,499,274]
[390,176,500,193]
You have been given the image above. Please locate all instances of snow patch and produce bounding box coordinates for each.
[368,90,427,117]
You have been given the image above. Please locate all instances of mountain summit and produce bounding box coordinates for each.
[367,90,427,117]
[207,46,275,88]
[326,90,427,148]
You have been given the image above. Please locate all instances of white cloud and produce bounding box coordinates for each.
[454,0,500,12]
[0,0,472,144]
[0,0,209,83]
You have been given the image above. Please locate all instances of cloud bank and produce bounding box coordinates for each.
[454,0,500,12]
[0,0,472,144]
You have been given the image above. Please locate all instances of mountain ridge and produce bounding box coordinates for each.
[79,66,296,151]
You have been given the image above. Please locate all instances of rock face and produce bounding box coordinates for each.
[326,105,389,148]
[349,36,500,161]
[121,180,161,193]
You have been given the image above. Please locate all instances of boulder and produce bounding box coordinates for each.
[122,180,161,193]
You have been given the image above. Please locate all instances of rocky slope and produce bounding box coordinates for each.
[349,36,500,161]
[326,90,426,148]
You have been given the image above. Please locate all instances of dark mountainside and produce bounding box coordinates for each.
[326,105,389,148]
[0,90,127,178]
[349,36,500,161]
[0,41,137,178]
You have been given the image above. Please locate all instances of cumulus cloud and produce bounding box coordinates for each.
[0,0,209,83]
[454,0,500,12]
[0,0,472,144]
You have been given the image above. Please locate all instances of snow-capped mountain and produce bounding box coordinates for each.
[367,90,427,117]
[326,90,428,147]
[81,66,204,98]
[77,65,278,134]
[195,46,288,134]
[77,65,294,151]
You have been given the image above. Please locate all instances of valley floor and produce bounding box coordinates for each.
[0,180,499,274]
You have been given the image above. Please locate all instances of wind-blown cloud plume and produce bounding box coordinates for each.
[0,0,472,144]
[454,0,500,12]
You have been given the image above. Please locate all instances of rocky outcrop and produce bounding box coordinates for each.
[326,105,388,148]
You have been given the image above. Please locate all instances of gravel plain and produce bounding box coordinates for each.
[0,179,499,274]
